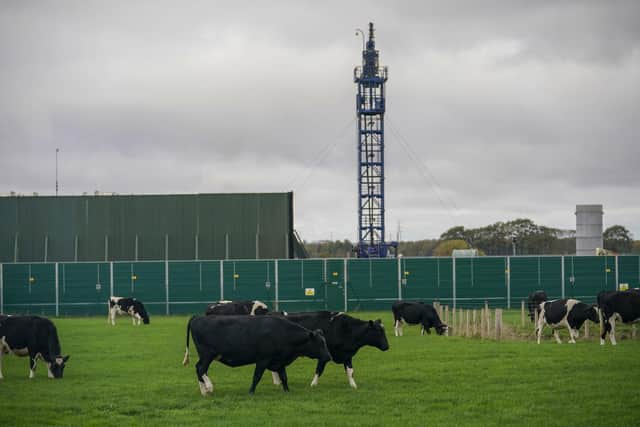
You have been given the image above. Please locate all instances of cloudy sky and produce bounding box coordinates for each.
[1,1,639,242]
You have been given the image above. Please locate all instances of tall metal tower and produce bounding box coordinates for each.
[354,23,396,258]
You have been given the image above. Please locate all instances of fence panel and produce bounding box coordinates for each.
[59,262,110,316]
[564,256,616,303]
[400,257,453,304]
[510,256,563,306]
[324,259,345,311]
[347,258,397,311]
[113,262,166,315]
[222,260,276,308]
[168,261,221,315]
[618,255,639,289]
[277,259,326,312]
[455,257,506,308]
[3,263,56,315]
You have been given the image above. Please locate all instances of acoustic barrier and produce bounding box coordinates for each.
[0,256,637,316]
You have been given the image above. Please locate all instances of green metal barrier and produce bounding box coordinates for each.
[1,255,638,316]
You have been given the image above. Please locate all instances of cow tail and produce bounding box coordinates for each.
[182,316,195,366]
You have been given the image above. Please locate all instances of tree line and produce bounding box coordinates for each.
[303,219,638,258]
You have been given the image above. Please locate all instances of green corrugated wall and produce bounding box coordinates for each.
[2,255,638,316]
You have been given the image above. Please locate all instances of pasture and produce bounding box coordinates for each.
[1,312,639,426]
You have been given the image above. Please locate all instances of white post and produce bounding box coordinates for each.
[104,235,109,262]
[561,256,565,299]
[1,263,4,314]
[44,235,48,263]
[225,234,229,260]
[55,263,59,317]
[344,259,348,312]
[219,260,224,301]
[397,256,402,301]
[506,257,511,309]
[452,257,457,309]
[195,234,199,261]
[134,235,139,261]
[255,234,259,259]
[615,255,619,291]
[164,234,169,261]
[165,259,169,315]
[275,260,279,311]
[109,262,114,297]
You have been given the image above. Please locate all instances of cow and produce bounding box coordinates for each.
[271,311,389,389]
[108,297,150,326]
[527,290,548,322]
[391,301,448,337]
[0,315,70,379]
[204,300,268,316]
[597,290,640,345]
[535,298,599,344]
[182,315,331,395]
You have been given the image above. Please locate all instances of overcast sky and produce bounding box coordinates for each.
[1,1,639,242]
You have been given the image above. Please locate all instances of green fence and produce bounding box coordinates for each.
[1,256,638,316]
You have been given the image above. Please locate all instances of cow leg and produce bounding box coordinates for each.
[195,354,214,396]
[0,350,3,379]
[271,371,281,385]
[565,321,576,344]
[394,319,400,337]
[29,353,38,379]
[344,359,357,389]
[132,315,136,325]
[311,359,328,387]
[536,316,545,344]
[553,329,562,344]
[277,367,289,392]
[109,307,116,326]
[249,361,268,394]
[609,315,617,345]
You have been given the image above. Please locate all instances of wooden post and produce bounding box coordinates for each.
[521,300,526,327]
[465,310,470,337]
[452,307,457,336]
[459,309,464,337]
[495,309,502,341]
[486,307,492,338]
[480,309,486,338]
[472,310,477,337]
[632,325,637,339]
[584,320,590,339]
[534,307,539,333]
[444,306,449,336]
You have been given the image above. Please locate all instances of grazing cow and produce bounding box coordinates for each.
[391,301,448,336]
[182,315,331,395]
[597,290,640,345]
[527,290,548,322]
[204,300,269,316]
[535,299,599,344]
[272,311,389,389]
[0,315,70,379]
[108,297,150,326]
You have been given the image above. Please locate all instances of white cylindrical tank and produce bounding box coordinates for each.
[575,204,603,256]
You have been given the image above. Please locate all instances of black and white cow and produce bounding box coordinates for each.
[204,300,269,316]
[271,311,389,389]
[597,290,640,345]
[535,298,599,344]
[182,315,331,395]
[0,315,70,379]
[527,290,548,322]
[108,297,150,326]
[391,301,448,336]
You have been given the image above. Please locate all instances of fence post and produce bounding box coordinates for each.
[165,259,169,315]
[55,263,59,317]
[465,310,470,337]
[451,307,456,336]
[0,263,3,314]
[444,306,449,336]
[480,309,486,338]
[507,257,511,309]
[109,262,114,297]
[397,256,402,301]
[615,255,619,290]
[521,300,525,327]
[275,259,279,311]
[584,320,589,338]
[452,257,456,309]
[219,260,224,301]
[561,256,565,298]
[343,259,348,312]
[495,309,502,341]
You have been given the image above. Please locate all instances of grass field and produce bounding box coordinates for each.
[1,311,639,426]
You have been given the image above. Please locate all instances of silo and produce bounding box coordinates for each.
[575,204,603,256]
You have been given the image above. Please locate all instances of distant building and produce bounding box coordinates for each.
[575,204,603,256]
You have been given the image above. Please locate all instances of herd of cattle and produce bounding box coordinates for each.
[0,290,639,395]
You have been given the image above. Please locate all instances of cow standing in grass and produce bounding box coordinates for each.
[108,297,150,326]
[527,290,548,322]
[271,311,389,389]
[182,315,331,395]
[597,290,640,345]
[535,299,599,344]
[0,315,70,379]
[391,301,448,336]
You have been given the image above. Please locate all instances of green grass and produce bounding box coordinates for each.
[1,311,639,426]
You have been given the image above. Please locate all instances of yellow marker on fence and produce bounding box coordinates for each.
[132,275,137,281]
[305,288,315,296]
[29,277,35,283]
[332,272,339,277]
[233,273,240,279]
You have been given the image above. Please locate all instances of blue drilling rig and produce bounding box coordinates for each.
[354,23,397,258]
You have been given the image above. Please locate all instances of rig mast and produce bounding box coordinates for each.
[354,23,396,258]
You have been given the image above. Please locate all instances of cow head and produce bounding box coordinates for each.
[307,329,331,364]
[365,319,389,351]
[49,355,70,378]
[586,305,600,323]
[435,323,448,335]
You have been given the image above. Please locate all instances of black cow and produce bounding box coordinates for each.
[527,290,548,322]
[0,315,70,379]
[272,311,389,389]
[182,315,331,395]
[391,301,448,336]
[108,297,150,326]
[535,299,599,344]
[597,290,640,345]
[204,300,269,316]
